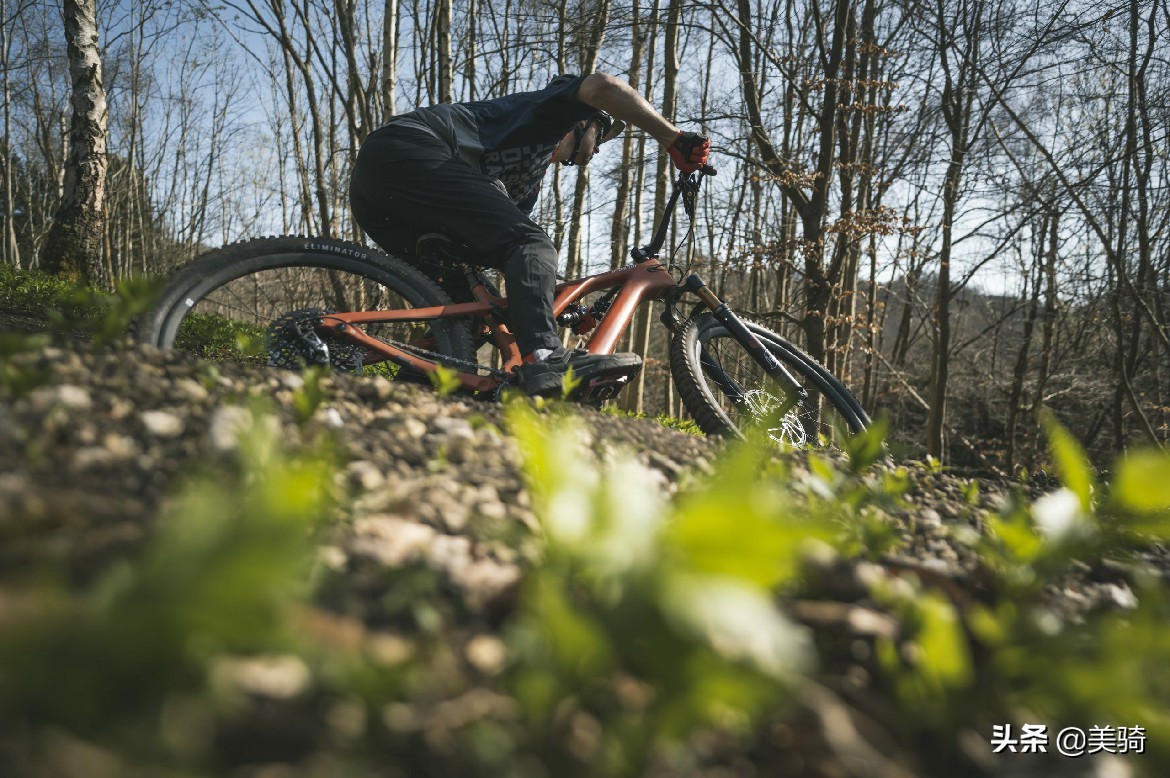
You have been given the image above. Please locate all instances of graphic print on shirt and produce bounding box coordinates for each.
[480,143,559,208]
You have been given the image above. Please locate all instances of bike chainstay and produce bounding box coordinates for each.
[353,328,509,381]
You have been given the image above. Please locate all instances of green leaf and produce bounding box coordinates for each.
[1039,408,1094,511]
[844,416,888,473]
[916,593,972,690]
[1113,451,1170,514]
[986,513,1044,565]
[560,365,583,399]
[527,575,614,678]
[427,364,462,397]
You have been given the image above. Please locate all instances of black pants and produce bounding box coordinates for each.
[350,126,561,355]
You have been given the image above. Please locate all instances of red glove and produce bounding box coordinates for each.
[668,131,710,173]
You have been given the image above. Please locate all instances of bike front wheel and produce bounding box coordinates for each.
[140,236,475,374]
[670,313,869,447]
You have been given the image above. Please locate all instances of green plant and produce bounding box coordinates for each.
[173,311,268,362]
[0,267,161,346]
[600,404,703,435]
[292,365,328,424]
[0,408,336,737]
[0,265,80,312]
[0,332,52,397]
[428,363,461,397]
[498,401,822,772]
[868,411,1170,768]
[559,365,582,399]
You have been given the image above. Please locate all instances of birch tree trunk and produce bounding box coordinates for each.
[42,0,109,287]
[1,0,19,269]
[382,0,399,118]
[436,0,453,102]
[466,0,478,100]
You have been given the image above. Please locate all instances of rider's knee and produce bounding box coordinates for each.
[501,225,556,268]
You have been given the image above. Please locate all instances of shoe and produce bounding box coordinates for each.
[516,347,642,398]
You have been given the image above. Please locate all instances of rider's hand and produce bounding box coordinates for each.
[668,131,710,173]
[573,121,602,165]
[557,120,603,166]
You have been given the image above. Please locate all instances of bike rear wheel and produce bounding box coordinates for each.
[671,313,868,447]
[141,236,475,375]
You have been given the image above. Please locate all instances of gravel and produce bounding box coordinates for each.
[2,334,1163,777]
[0,341,719,598]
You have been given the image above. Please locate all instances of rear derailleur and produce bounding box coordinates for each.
[266,309,364,373]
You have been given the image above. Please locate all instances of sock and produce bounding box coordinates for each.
[533,348,555,362]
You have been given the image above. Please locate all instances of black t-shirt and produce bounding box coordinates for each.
[382,75,597,212]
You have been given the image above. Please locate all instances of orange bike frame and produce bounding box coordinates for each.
[325,258,678,393]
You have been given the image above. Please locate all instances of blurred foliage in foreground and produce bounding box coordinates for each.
[1,388,1169,775]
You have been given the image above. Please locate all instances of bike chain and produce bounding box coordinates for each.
[377,334,516,402]
[366,331,510,382]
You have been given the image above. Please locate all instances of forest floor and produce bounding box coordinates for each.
[0,311,1161,777]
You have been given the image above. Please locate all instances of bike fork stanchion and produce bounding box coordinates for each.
[681,274,808,402]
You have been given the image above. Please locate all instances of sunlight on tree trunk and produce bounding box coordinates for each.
[42,0,109,288]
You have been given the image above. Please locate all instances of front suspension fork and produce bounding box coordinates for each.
[680,274,808,403]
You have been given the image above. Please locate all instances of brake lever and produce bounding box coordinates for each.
[681,170,704,219]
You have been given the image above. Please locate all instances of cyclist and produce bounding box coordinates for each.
[349,71,710,396]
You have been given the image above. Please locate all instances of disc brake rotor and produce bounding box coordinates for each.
[740,388,811,447]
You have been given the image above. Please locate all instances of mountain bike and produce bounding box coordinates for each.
[141,169,870,447]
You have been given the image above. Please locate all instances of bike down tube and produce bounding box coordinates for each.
[552,261,677,355]
[319,263,672,388]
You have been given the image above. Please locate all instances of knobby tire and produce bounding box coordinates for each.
[140,236,475,372]
[671,312,869,445]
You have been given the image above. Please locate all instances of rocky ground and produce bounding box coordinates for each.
[0,339,715,590]
[0,317,1161,777]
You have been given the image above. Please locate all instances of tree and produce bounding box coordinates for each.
[1,0,20,269]
[41,0,109,287]
[382,0,400,118]
[564,0,612,279]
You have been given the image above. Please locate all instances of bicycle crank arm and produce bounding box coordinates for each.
[682,274,808,401]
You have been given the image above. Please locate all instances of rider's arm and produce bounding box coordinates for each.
[575,73,680,146]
